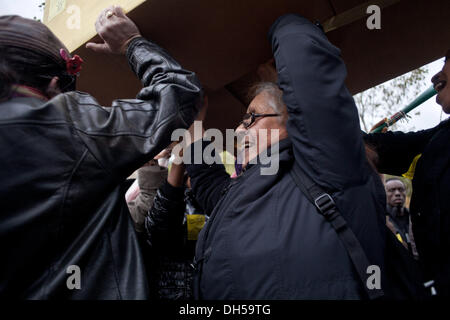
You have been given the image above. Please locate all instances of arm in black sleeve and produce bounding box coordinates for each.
[64,37,203,180]
[185,140,231,216]
[268,14,368,191]
[363,122,445,175]
[144,180,186,252]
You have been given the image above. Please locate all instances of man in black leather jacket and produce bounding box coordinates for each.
[0,6,202,299]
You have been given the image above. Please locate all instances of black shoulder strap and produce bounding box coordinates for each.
[290,161,384,300]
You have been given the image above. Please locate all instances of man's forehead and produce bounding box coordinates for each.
[386,179,405,188]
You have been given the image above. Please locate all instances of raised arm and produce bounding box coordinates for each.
[144,165,187,253]
[64,6,202,180]
[269,14,367,190]
[185,140,231,216]
[363,122,445,175]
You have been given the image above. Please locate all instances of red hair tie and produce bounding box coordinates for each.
[60,49,83,76]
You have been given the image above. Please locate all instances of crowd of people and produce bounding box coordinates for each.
[0,5,449,300]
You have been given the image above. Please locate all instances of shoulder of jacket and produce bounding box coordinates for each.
[62,91,102,107]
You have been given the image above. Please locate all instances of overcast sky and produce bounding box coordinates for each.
[0,0,44,20]
[400,59,449,132]
[1,1,448,131]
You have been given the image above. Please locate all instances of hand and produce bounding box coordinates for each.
[171,96,209,166]
[86,6,141,55]
[167,161,185,188]
[370,118,389,133]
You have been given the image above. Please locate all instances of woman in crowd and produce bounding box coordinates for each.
[0,6,202,299]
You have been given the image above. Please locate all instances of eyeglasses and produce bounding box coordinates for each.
[240,112,280,129]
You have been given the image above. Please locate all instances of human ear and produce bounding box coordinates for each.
[46,76,62,99]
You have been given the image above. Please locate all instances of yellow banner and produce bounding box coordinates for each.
[187,215,206,241]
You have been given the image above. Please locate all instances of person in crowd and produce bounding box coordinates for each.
[126,149,172,233]
[365,50,450,297]
[126,101,209,300]
[185,14,387,299]
[144,159,207,300]
[384,178,418,258]
[0,5,202,299]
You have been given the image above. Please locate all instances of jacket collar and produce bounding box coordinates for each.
[10,85,48,102]
[238,137,293,175]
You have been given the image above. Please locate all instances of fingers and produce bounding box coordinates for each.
[113,6,127,18]
[90,5,140,55]
[86,42,109,54]
[369,118,388,132]
[97,6,114,27]
[98,7,109,27]
[90,6,115,53]
[95,18,102,34]
[95,7,109,33]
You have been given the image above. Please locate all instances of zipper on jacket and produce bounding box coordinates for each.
[204,164,258,231]
[194,163,258,298]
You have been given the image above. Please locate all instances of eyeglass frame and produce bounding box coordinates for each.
[240,112,281,129]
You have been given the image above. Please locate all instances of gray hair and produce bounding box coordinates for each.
[248,82,287,123]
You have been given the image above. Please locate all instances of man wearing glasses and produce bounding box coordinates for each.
[185,14,387,299]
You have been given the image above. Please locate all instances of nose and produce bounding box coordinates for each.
[431,71,443,86]
[235,122,246,133]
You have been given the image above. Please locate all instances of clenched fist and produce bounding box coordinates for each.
[86,6,141,55]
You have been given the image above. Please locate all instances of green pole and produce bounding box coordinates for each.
[370,86,437,133]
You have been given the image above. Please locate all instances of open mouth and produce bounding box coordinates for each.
[434,80,447,93]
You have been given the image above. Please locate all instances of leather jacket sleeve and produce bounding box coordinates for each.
[144,181,186,252]
[61,37,203,180]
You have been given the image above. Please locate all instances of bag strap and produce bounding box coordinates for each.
[290,161,384,300]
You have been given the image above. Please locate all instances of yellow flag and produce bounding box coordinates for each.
[402,154,422,180]
[187,214,206,241]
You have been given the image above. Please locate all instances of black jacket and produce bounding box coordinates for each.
[145,181,206,300]
[187,14,387,300]
[0,37,202,299]
[365,119,450,297]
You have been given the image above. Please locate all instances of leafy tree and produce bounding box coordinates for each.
[356,68,430,197]
[354,67,428,132]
